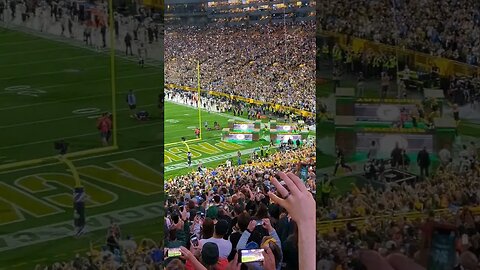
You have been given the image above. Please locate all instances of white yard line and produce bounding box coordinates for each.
[0,82,160,111]
[0,55,98,68]
[166,100,253,122]
[0,23,163,67]
[0,65,109,80]
[0,103,157,129]
[0,120,162,151]
[165,146,273,172]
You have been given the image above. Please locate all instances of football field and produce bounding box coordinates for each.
[0,26,163,269]
[0,27,163,165]
[164,101,270,178]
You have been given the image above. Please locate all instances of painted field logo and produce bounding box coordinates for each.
[0,159,162,227]
[4,85,46,97]
[164,141,244,164]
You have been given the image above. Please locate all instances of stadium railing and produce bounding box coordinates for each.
[316,206,480,233]
[165,83,315,118]
[319,31,480,77]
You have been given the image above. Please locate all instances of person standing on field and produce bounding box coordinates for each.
[97,113,112,146]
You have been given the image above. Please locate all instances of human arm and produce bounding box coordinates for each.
[268,172,315,270]
[236,220,256,250]
[180,246,207,270]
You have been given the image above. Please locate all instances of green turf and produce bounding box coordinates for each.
[0,27,163,269]
[164,102,272,178]
[316,80,332,97]
[0,28,162,164]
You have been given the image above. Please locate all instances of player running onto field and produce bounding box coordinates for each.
[187,151,192,167]
[126,90,136,116]
[138,43,147,68]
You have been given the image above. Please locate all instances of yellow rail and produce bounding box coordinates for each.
[319,31,480,77]
[165,84,314,118]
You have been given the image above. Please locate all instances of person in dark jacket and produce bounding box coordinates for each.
[417,146,431,178]
[390,142,403,168]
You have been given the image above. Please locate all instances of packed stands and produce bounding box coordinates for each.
[318,0,480,66]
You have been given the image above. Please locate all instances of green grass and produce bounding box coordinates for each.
[164,102,271,178]
[0,27,163,269]
[316,80,332,97]
[0,28,162,164]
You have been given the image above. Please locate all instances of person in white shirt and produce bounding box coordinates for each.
[438,146,452,168]
[199,219,232,259]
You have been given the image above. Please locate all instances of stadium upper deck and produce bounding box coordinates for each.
[165,0,315,25]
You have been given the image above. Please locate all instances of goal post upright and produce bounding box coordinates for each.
[197,60,202,140]
[108,0,118,148]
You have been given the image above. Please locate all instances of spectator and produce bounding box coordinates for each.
[417,146,431,178]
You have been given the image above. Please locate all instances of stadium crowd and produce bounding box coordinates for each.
[319,41,480,105]
[316,143,480,269]
[316,207,480,270]
[318,0,480,66]
[0,0,162,58]
[319,142,479,221]
[35,223,164,270]
[38,145,315,270]
[164,144,316,269]
[165,89,315,125]
[165,21,315,112]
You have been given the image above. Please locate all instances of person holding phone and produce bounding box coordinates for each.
[176,242,229,270]
[236,219,281,254]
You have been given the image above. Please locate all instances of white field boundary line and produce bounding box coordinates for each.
[0,55,100,68]
[0,82,161,111]
[16,71,160,91]
[0,117,162,151]
[0,23,163,68]
[0,65,109,80]
[0,103,247,174]
[0,103,157,129]
[165,145,275,172]
[165,100,253,123]
[0,97,237,129]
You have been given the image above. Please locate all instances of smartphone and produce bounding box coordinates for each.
[166,248,182,258]
[191,236,199,247]
[297,163,309,182]
[256,220,264,226]
[238,249,264,263]
[427,224,456,270]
